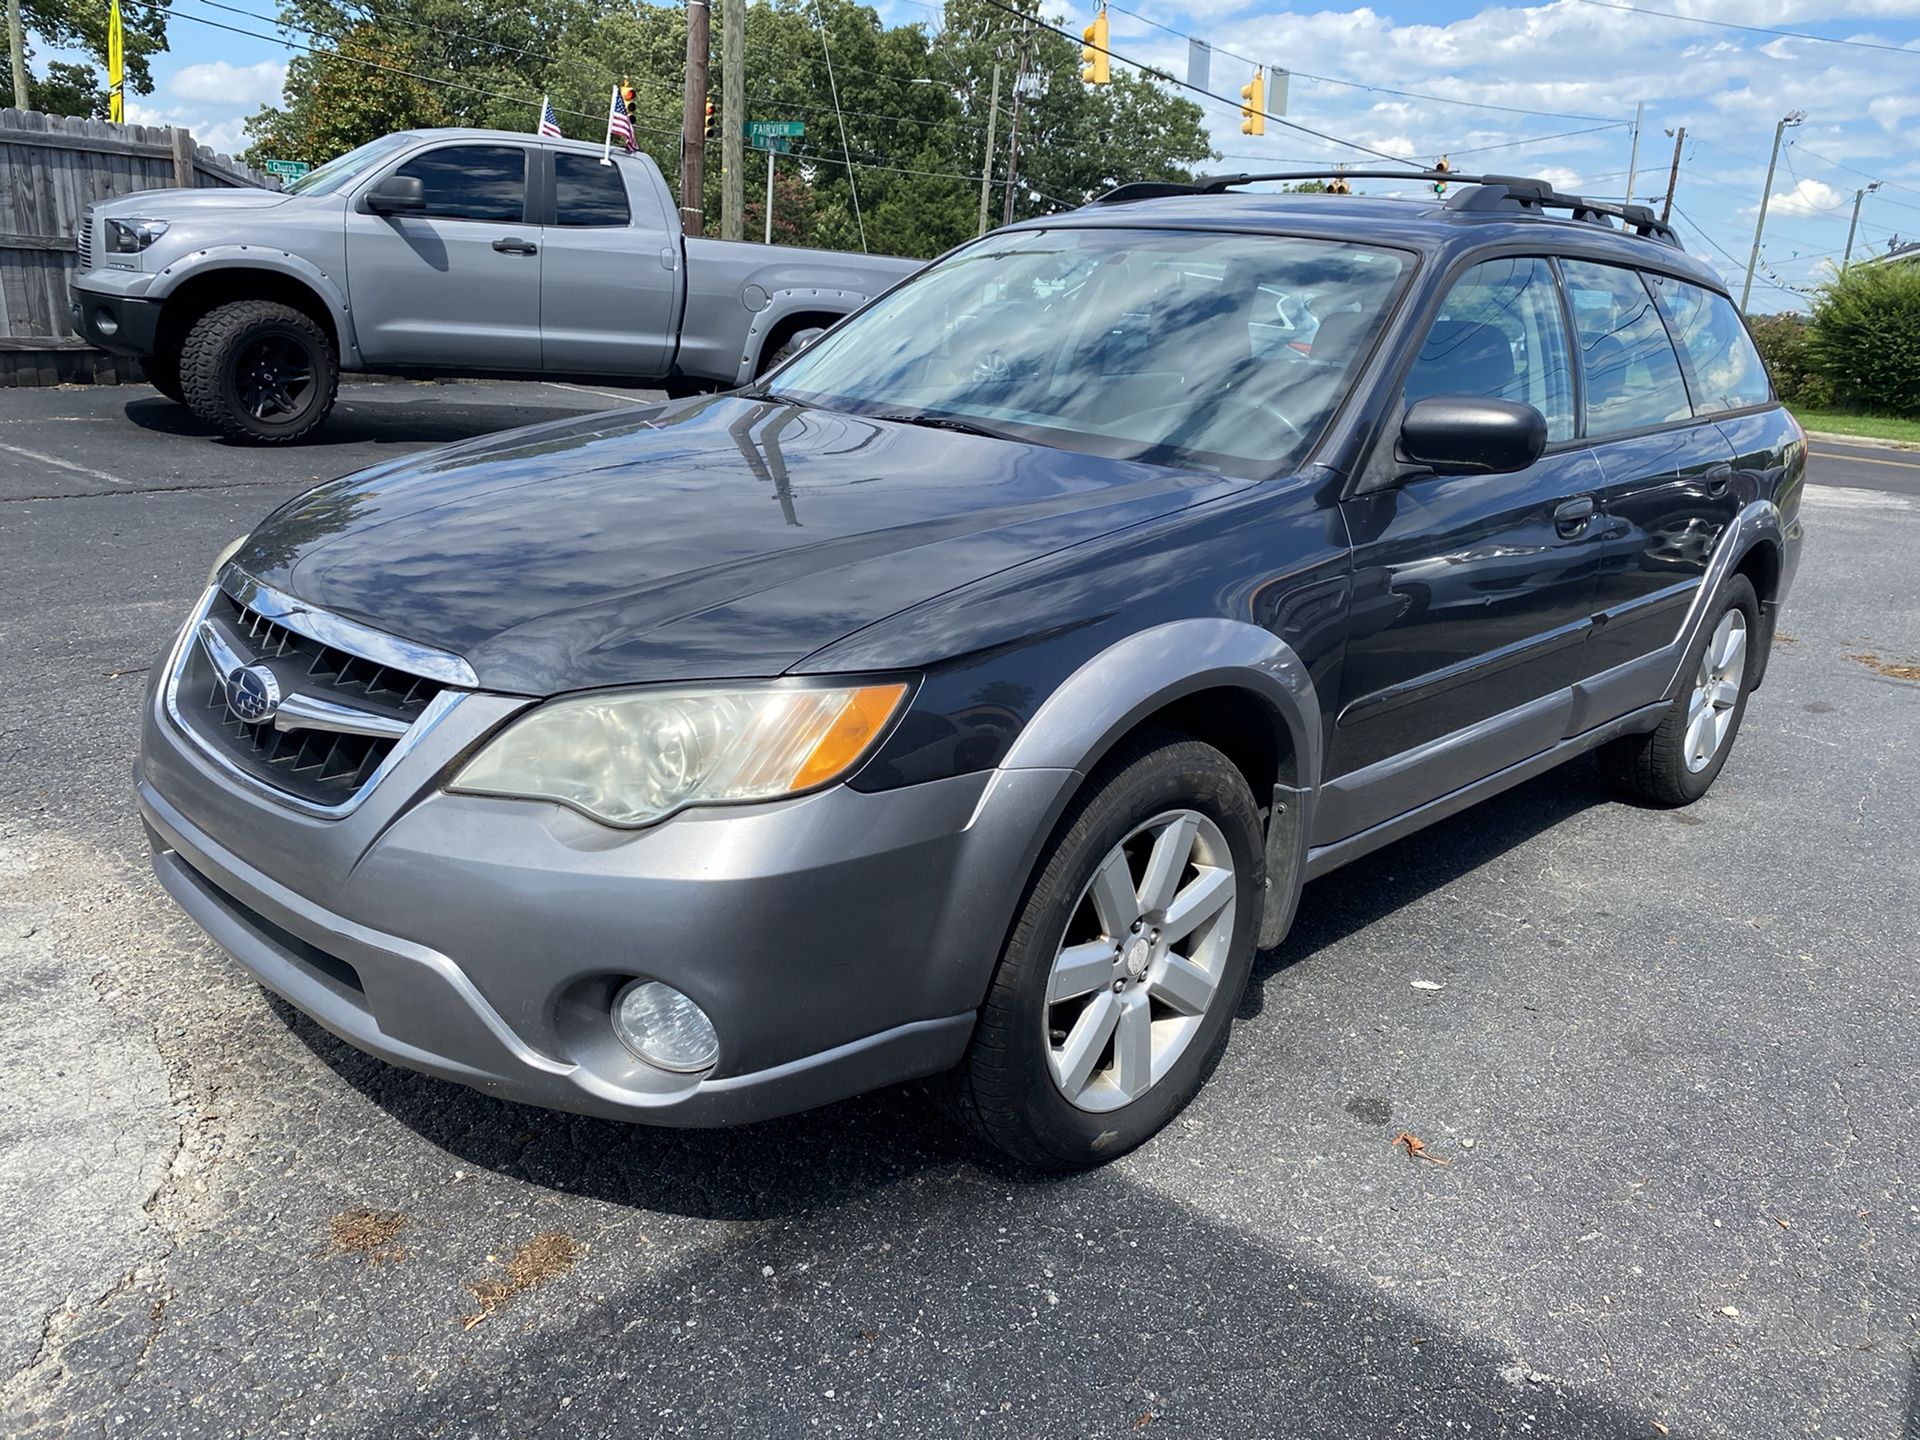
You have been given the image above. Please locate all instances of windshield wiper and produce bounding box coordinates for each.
[868,409,1011,441]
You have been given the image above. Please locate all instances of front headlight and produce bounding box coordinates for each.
[105,218,170,253]
[450,682,910,827]
[207,534,247,585]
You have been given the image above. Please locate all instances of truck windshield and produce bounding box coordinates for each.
[765,227,1409,476]
[281,133,416,198]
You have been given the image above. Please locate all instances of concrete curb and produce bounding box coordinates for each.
[1804,428,1920,453]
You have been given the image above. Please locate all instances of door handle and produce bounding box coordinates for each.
[1704,465,1734,497]
[1553,496,1596,538]
[492,237,538,255]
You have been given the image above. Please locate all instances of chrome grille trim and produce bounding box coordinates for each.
[162,585,467,819]
[220,567,480,688]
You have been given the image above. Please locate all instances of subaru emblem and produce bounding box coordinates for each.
[227,663,281,725]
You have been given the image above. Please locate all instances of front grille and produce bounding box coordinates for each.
[171,590,447,809]
[76,210,92,270]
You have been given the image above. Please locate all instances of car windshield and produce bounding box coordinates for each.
[282,133,416,197]
[765,227,1409,476]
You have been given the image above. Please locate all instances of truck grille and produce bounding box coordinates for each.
[168,587,454,811]
[76,210,92,270]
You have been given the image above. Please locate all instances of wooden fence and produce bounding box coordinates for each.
[1,108,278,386]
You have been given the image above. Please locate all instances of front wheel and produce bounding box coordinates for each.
[946,732,1265,1169]
[180,300,339,444]
[1600,574,1760,806]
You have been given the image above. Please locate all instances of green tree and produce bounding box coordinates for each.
[15,0,166,117]
[1805,262,1920,416]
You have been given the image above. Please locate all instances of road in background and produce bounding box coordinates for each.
[1805,435,1920,500]
[2,384,1915,1438]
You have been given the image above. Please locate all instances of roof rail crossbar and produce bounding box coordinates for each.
[1090,169,1682,248]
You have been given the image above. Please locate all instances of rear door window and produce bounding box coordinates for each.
[1559,259,1692,436]
[1402,257,1576,442]
[390,144,528,223]
[555,154,632,227]
[1642,273,1773,413]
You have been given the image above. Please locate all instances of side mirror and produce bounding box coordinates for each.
[366,175,425,215]
[1399,396,1547,478]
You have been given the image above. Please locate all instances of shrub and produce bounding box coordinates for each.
[1804,262,1920,416]
[1746,312,1817,404]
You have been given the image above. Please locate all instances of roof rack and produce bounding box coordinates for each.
[1093,169,1681,247]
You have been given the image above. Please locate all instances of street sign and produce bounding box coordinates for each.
[744,120,804,139]
[751,136,792,154]
[262,159,310,181]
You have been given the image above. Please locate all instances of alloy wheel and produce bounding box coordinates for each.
[1043,808,1239,1113]
[232,334,317,424]
[1685,609,1748,772]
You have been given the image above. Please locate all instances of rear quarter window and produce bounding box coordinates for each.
[1643,273,1774,413]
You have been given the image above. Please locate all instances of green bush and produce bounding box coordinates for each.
[1746,312,1820,404]
[1804,262,1920,416]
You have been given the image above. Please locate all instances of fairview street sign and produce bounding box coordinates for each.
[744,120,804,139]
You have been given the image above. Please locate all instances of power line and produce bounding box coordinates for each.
[1105,0,1626,123]
[1445,122,1629,157]
[1571,0,1920,59]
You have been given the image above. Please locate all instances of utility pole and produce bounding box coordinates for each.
[1001,27,1031,228]
[6,0,27,110]
[1843,181,1881,269]
[720,0,744,240]
[679,0,711,236]
[1622,101,1644,207]
[1659,126,1685,223]
[976,60,1002,237]
[1741,109,1805,314]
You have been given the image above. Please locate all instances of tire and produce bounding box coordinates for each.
[757,326,825,378]
[180,300,338,444]
[1600,575,1760,807]
[946,731,1266,1170]
[143,351,186,405]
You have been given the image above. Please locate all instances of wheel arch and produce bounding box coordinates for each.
[153,257,351,364]
[736,293,861,383]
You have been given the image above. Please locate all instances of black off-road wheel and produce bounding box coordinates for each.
[181,300,339,445]
[945,731,1266,1170]
[1600,575,1760,807]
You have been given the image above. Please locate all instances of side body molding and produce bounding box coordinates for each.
[987,619,1323,951]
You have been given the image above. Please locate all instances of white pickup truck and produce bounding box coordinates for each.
[68,127,922,442]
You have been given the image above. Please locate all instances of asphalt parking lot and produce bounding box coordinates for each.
[1,381,1915,1438]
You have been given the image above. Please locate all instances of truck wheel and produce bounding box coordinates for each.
[181,301,338,444]
[758,327,825,377]
[944,731,1265,1170]
[143,352,186,405]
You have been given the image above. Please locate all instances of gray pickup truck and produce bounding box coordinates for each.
[68,127,921,442]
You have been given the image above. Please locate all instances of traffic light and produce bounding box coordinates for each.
[704,96,717,141]
[1432,154,1451,196]
[1328,171,1350,195]
[621,80,637,113]
[1239,67,1264,136]
[1081,6,1110,85]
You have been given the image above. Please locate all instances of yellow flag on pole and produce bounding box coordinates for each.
[108,0,124,122]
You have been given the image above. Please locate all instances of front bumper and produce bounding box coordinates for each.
[136,652,1074,1126]
[70,278,162,359]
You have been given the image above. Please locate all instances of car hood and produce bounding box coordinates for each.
[100,186,295,216]
[233,395,1244,694]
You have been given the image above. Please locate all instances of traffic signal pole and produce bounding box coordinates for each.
[679,0,711,235]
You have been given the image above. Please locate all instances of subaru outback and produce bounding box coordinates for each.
[137,171,1805,1168]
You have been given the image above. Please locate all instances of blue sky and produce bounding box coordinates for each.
[81,0,1920,311]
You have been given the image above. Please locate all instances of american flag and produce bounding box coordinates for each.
[537,96,562,139]
[607,83,636,152]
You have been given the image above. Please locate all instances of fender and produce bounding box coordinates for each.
[147,249,360,366]
[973,619,1324,954]
[1664,498,1785,699]
[734,286,868,385]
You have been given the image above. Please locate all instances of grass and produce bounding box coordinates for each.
[1788,407,1920,444]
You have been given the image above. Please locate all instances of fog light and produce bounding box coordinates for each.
[94,306,117,337]
[612,980,718,1073]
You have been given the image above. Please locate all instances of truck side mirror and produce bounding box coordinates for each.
[366,176,425,215]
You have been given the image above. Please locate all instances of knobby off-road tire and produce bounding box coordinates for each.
[946,731,1266,1170]
[181,300,339,445]
[1601,574,1761,807]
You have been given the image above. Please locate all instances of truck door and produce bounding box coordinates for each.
[344,141,542,370]
[537,151,678,379]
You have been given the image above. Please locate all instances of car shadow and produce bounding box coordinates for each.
[273,756,1620,1225]
[119,390,606,448]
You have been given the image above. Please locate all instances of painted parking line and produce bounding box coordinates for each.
[542,381,650,405]
[0,440,128,486]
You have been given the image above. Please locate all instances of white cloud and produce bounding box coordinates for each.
[1763,176,1847,215]
[122,100,251,160]
[169,59,286,109]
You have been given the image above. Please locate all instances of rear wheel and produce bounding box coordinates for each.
[1601,575,1759,806]
[181,300,338,444]
[946,732,1265,1169]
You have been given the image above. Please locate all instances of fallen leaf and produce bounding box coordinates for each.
[1652,1422,1671,1436]
[1390,1131,1452,1166]
[1410,979,1445,991]
[1776,1218,1791,1230]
